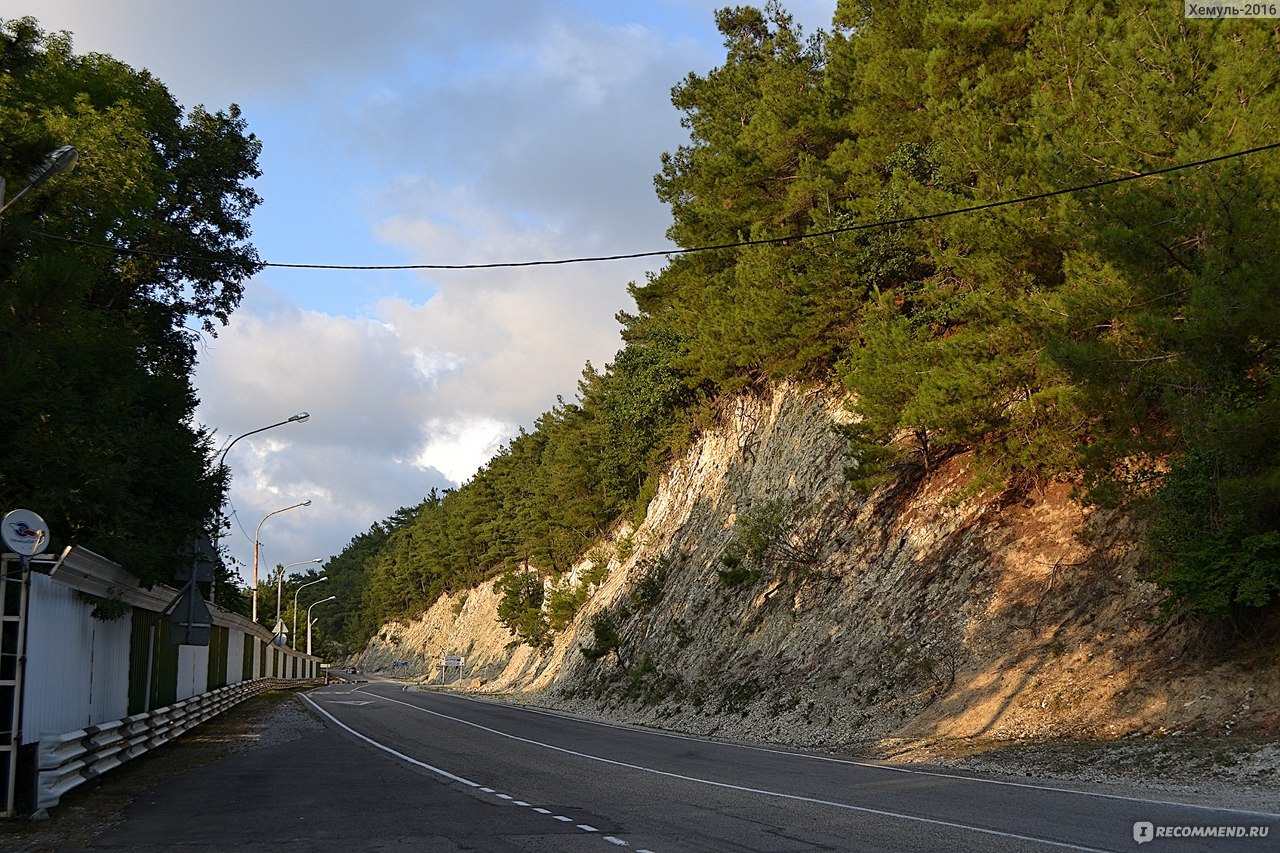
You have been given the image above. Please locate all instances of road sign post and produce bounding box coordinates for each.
[440,652,465,684]
[161,580,212,646]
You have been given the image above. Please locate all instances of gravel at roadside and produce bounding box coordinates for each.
[0,689,322,852]
[918,737,1280,815]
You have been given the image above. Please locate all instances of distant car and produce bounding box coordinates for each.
[347,667,356,673]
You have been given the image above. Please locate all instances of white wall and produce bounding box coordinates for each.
[23,574,95,739]
[176,645,209,702]
[23,574,130,737]
[19,565,318,743]
[87,609,131,725]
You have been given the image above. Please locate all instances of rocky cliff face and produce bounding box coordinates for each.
[359,383,1278,751]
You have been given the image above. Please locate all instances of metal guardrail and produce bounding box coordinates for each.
[36,677,309,809]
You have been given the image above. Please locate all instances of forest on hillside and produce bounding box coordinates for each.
[319,1,1280,654]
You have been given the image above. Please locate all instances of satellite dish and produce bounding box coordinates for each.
[3,509,49,557]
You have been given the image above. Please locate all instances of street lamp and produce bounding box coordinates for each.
[210,412,309,604]
[0,144,79,227]
[307,595,337,656]
[293,575,328,650]
[268,558,320,645]
[276,555,320,622]
[252,500,311,623]
[215,412,310,475]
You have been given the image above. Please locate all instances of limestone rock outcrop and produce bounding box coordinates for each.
[360,383,1277,749]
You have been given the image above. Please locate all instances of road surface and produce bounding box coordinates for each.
[300,679,1278,852]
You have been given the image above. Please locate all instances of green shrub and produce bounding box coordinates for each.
[581,551,610,588]
[546,581,589,631]
[716,499,818,588]
[1146,450,1280,616]
[633,472,660,527]
[616,532,636,562]
[580,611,622,662]
[629,555,671,610]
[716,553,761,587]
[495,569,550,648]
[669,618,693,648]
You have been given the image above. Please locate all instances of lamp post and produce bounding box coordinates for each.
[252,500,311,623]
[293,575,328,650]
[278,557,323,622]
[307,595,337,656]
[0,145,79,237]
[215,412,310,475]
[210,412,309,605]
[273,558,322,645]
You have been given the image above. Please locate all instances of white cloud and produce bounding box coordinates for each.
[22,1,565,109]
[197,251,629,573]
[196,291,448,572]
[21,0,841,577]
[414,416,512,485]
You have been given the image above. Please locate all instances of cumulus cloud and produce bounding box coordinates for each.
[20,0,840,575]
[195,290,455,572]
[196,241,634,572]
[24,0,568,108]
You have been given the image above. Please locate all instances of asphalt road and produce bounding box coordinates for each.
[293,680,1279,853]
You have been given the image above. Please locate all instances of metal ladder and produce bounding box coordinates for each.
[0,553,30,817]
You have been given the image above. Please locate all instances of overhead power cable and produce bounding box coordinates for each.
[21,141,1280,272]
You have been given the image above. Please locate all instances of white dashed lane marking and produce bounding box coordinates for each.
[304,693,658,851]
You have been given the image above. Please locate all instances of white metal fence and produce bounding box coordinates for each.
[37,678,291,809]
[1,548,323,816]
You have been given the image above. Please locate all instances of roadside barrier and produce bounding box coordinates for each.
[36,677,311,808]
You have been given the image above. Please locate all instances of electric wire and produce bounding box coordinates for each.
[18,141,1280,273]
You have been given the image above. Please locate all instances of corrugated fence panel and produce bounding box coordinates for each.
[227,630,245,685]
[86,609,131,726]
[127,610,154,715]
[176,645,208,702]
[22,575,95,741]
[152,621,179,709]
[207,626,229,690]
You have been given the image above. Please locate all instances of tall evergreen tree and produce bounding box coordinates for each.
[334,1,1280,643]
[0,18,262,587]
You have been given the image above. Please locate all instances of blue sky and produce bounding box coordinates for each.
[13,1,836,582]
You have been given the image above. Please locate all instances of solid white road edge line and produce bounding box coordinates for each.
[344,687,1114,853]
[301,693,478,787]
[302,693,647,850]
[450,691,1280,819]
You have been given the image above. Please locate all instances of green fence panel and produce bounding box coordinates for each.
[242,635,254,681]
[206,625,229,690]
[126,609,156,715]
[151,620,179,709]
